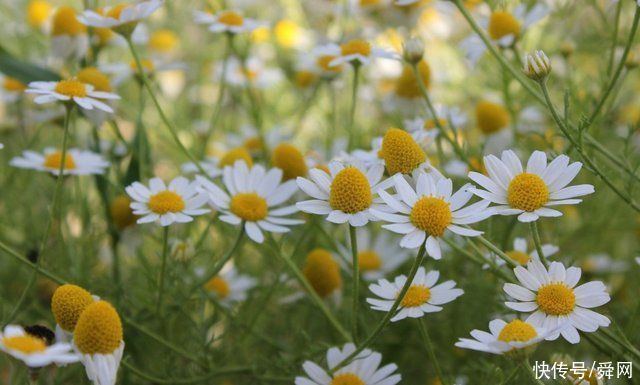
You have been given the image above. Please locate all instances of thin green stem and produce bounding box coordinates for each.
[529,222,548,268]
[473,233,517,269]
[349,225,360,342]
[192,226,245,293]
[4,105,73,324]
[331,242,427,372]
[156,226,170,315]
[523,358,545,385]
[417,318,448,385]
[347,64,360,151]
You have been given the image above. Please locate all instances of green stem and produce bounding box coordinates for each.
[529,222,548,268]
[473,233,517,269]
[4,105,73,324]
[193,226,245,292]
[331,242,427,372]
[417,318,448,385]
[272,239,351,341]
[347,64,360,151]
[349,225,360,342]
[156,226,170,315]
[523,358,545,385]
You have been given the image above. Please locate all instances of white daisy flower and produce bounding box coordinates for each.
[367,267,464,322]
[193,9,262,34]
[321,39,398,67]
[100,58,186,87]
[468,150,595,223]
[72,301,124,385]
[486,237,558,268]
[222,57,282,89]
[455,318,555,355]
[0,325,79,368]
[580,253,628,275]
[460,4,549,64]
[310,44,347,78]
[337,228,411,281]
[204,267,257,307]
[404,105,467,142]
[371,172,492,258]
[196,161,303,243]
[0,75,27,103]
[504,260,611,344]
[25,79,120,113]
[125,177,210,226]
[296,160,386,227]
[295,343,401,385]
[10,148,109,176]
[78,0,164,29]
[50,6,89,60]
[181,157,223,179]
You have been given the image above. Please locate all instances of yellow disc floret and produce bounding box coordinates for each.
[3,77,27,92]
[129,59,156,73]
[230,193,268,221]
[55,79,88,98]
[488,11,521,41]
[149,30,178,53]
[331,373,365,385]
[51,6,87,36]
[43,151,76,170]
[329,167,372,214]
[295,71,317,89]
[317,55,342,73]
[394,61,430,99]
[106,4,128,19]
[536,283,576,316]
[400,285,431,307]
[476,101,510,134]
[274,20,300,48]
[358,250,382,271]
[218,11,244,26]
[205,276,230,299]
[51,284,94,332]
[303,248,342,298]
[220,147,253,167]
[506,250,531,265]
[340,39,371,57]
[381,128,427,174]
[110,195,137,230]
[74,301,123,354]
[272,143,308,180]
[507,173,549,212]
[497,319,537,343]
[3,335,47,354]
[410,197,452,237]
[148,191,186,214]
[27,0,53,28]
[77,67,112,92]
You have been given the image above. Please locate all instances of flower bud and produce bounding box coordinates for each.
[523,50,551,81]
[403,37,424,64]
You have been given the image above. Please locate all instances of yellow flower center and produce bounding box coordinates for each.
[271,143,308,180]
[359,0,382,7]
[274,19,300,48]
[536,283,576,316]
[295,71,317,88]
[110,195,137,230]
[205,276,230,299]
[51,284,94,332]
[77,67,112,92]
[400,285,431,307]
[74,301,123,355]
[424,118,447,130]
[149,30,178,53]
[94,27,114,45]
[51,6,87,36]
[218,11,244,26]
[230,193,268,221]
[303,248,342,298]
[506,250,531,265]
[106,4,129,19]
[2,335,46,354]
[358,250,382,271]
[148,191,186,214]
[54,79,88,97]
[497,319,538,343]
[220,147,253,167]
[27,0,53,28]
[488,11,521,41]
[410,196,451,237]
[317,55,342,72]
[394,61,430,99]
[43,151,76,170]
[328,167,372,214]
[476,101,510,134]
[4,77,26,92]
[331,373,365,385]
[340,39,371,57]
[507,173,549,212]
[129,59,156,73]
[243,137,263,153]
[380,128,426,175]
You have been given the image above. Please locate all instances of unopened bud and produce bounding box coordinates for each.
[523,50,551,81]
[403,37,424,64]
